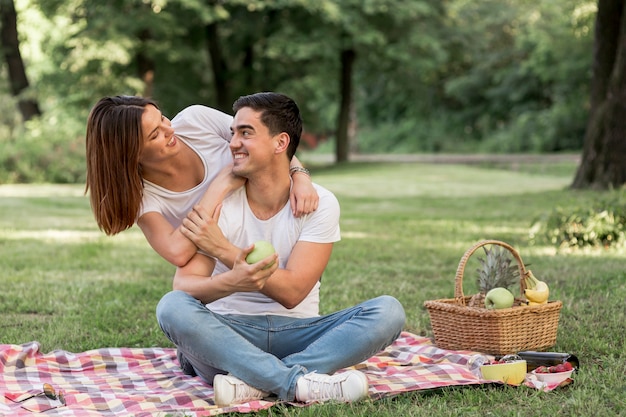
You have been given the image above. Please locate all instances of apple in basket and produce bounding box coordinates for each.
[484,287,515,309]
[245,240,276,269]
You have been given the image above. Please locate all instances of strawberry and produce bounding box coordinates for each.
[534,362,574,374]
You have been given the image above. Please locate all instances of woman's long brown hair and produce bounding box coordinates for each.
[85,96,158,235]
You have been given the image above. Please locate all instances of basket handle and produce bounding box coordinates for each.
[454,240,529,306]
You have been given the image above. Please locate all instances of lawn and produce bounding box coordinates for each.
[1,159,624,416]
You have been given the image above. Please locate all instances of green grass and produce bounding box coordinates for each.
[1,161,625,416]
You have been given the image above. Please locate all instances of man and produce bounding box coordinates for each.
[156,92,405,405]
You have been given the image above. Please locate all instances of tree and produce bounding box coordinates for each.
[304,0,441,162]
[136,26,155,99]
[572,0,626,189]
[336,42,355,163]
[0,0,41,121]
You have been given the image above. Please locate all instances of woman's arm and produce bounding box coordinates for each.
[137,213,197,267]
[289,156,318,217]
[182,157,319,267]
[142,156,316,267]
[138,164,245,267]
[181,203,240,269]
[178,166,244,268]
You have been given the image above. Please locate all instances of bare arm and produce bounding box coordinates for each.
[138,165,244,267]
[196,164,246,215]
[180,156,316,266]
[260,241,333,309]
[177,156,316,266]
[289,156,319,217]
[180,201,240,269]
[173,244,279,304]
[179,165,245,267]
[137,213,196,267]
[179,204,332,309]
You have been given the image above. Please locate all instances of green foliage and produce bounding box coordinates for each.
[0,0,600,183]
[355,115,473,153]
[0,106,86,183]
[530,192,626,249]
[440,0,594,152]
[477,92,590,152]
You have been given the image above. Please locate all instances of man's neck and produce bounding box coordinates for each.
[245,171,291,220]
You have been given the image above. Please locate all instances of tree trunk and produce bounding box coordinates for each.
[0,0,41,122]
[205,21,231,112]
[136,28,155,99]
[336,47,355,163]
[572,0,626,189]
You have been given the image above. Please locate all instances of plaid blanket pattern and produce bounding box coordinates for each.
[0,332,491,416]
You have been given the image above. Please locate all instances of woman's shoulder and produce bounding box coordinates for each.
[171,105,233,145]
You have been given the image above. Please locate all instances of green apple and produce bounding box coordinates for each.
[484,287,515,309]
[245,240,276,269]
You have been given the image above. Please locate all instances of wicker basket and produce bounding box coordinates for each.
[424,240,562,355]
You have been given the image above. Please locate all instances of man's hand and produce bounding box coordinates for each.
[227,244,279,292]
[180,204,230,259]
[172,244,279,304]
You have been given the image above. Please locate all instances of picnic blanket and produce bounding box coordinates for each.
[0,332,541,416]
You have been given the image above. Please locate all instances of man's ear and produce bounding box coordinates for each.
[275,132,290,154]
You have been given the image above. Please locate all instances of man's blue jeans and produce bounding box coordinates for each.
[156,290,405,400]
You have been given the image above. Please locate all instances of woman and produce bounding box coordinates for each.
[85,95,318,267]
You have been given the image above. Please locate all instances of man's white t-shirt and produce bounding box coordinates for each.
[138,105,233,228]
[206,184,341,318]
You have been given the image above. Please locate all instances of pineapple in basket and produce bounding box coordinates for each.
[468,245,520,308]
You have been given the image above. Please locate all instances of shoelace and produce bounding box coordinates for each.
[233,381,264,401]
[303,374,346,401]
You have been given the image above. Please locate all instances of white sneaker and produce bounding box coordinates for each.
[213,374,269,405]
[295,371,369,403]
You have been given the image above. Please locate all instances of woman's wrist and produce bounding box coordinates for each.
[289,166,310,177]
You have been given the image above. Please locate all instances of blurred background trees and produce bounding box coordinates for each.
[0,0,622,188]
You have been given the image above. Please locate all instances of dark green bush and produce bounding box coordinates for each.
[0,114,86,184]
[530,193,626,249]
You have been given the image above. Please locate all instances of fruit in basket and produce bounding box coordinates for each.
[484,287,515,309]
[469,245,520,308]
[524,270,550,304]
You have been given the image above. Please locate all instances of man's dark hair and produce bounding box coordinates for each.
[233,92,302,160]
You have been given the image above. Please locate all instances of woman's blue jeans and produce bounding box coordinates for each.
[156,290,405,400]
